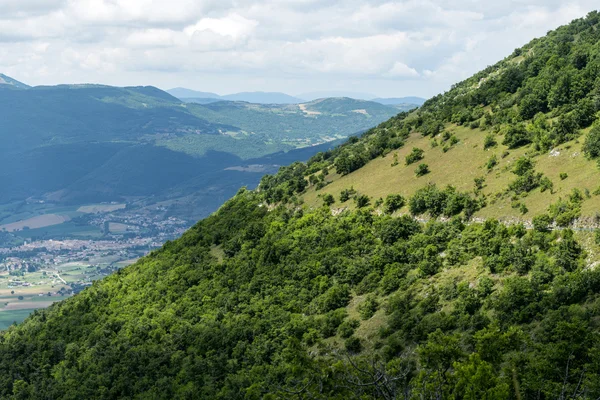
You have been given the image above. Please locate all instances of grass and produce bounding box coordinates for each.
[303,124,600,222]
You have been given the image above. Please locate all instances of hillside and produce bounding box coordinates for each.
[3,11,600,400]
[297,11,600,228]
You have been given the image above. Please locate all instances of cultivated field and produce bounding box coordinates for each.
[0,214,70,232]
[78,204,126,213]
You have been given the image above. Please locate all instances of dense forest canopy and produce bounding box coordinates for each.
[2,11,600,400]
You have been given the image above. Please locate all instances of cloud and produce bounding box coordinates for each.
[0,0,598,97]
[387,62,419,78]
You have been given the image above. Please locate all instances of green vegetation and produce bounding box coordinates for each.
[1,190,599,398]
[415,163,430,177]
[405,147,425,165]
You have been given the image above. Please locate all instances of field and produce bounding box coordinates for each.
[77,204,126,213]
[0,214,71,232]
[304,124,600,223]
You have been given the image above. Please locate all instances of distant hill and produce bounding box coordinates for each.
[0,73,30,89]
[371,96,426,106]
[168,88,304,104]
[166,87,220,99]
[180,97,223,105]
[297,90,376,101]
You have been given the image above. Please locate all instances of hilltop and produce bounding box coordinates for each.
[2,11,600,400]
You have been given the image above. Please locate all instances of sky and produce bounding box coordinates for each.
[0,1,598,99]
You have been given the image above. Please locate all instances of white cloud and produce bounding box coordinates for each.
[0,0,598,97]
[387,62,419,78]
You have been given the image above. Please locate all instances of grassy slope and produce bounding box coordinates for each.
[304,124,600,222]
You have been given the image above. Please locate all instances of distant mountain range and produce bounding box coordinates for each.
[167,88,304,104]
[168,87,426,106]
[0,75,400,220]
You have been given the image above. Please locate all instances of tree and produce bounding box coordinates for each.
[322,194,335,206]
[383,194,405,214]
[415,163,430,177]
[584,124,600,159]
[355,194,371,208]
[406,148,425,165]
[503,124,531,148]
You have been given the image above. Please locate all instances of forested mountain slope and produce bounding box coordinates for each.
[3,11,600,400]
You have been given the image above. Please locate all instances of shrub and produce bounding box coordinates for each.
[383,194,405,214]
[406,147,425,165]
[340,187,356,202]
[509,172,543,194]
[540,177,554,193]
[583,124,600,159]
[474,177,485,191]
[415,163,430,177]
[483,133,497,149]
[559,172,568,180]
[338,319,360,339]
[595,229,600,245]
[358,295,379,320]
[513,157,535,176]
[486,155,498,171]
[322,194,335,206]
[345,336,362,353]
[355,194,371,208]
[532,214,552,232]
[503,124,531,148]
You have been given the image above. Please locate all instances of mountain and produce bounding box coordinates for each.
[220,91,304,104]
[167,88,304,104]
[297,90,377,101]
[3,11,600,400]
[180,97,223,105]
[371,96,427,106]
[0,73,30,89]
[166,87,221,99]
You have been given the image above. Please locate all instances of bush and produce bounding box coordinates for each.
[486,155,498,171]
[383,194,405,214]
[340,187,356,202]
[406,147,425,165]
[503,124,531,148]
[415,163,430,177]
[584,124,600,159]
[513,157,535,176]
[345,336,362,353]
[355,194,371,208]
[338,319,360,338]
[595,229,600,245]
[322,194,335,206]
[483,133,497,149]
[533,214,552,232]
[540,176,554,193]
[560,172,568,180]
[509,172,543,194]
[358,295,379,320]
